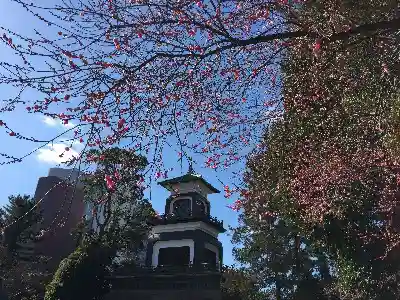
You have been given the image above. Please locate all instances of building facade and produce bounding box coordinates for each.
[33,168,86,270]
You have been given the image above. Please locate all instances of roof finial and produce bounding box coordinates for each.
[188,161,195,174]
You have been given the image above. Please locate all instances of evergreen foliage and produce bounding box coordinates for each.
[46,148,153,298]
[235,1,400,299]
[44,240,114,300]
[0,195,46,300]
[221,266,266,300]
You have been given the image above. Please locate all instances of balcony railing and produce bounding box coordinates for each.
[113,262,221,276]
[149,213,225,231]
[110,272,222,290]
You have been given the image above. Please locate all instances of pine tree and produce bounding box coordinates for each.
[233,212,333,300]
[221,266,266,300]
[0,195,41,261]
[0,195,47,300]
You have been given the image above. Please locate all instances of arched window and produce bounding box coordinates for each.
[196,199,206,216]
[171,198,191,217]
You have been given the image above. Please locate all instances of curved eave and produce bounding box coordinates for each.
[158,174,220,194]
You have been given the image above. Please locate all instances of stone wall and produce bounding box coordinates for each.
[105,273,222,300]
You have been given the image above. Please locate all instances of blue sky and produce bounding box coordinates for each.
[0,0,242,266]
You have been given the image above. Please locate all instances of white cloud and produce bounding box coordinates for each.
[64,122,76,129]
[42,116,59,127]
[71,140,85,150]
[42,116,76,129]
[37,142,80,164]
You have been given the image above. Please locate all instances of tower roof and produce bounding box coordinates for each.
[158,172,220,194]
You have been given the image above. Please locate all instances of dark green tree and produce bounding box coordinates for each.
[239,1,400,299]
[82,148,153,263]
[233,211,333,300]
[44,240,114,300]
[0,195,41,257]
[0,195,47,300]
[221,266,266,300]
[45,148,153,300]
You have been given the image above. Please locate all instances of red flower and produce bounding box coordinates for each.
[313,39,321,53]
[227,199,243,211]
[113,38,121,50]
[69,60,77,69]
[233,70,239,80]
[105,174,116,191]
[118,118,126,129]
[62,51,73,58]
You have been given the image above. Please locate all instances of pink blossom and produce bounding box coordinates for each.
[313,39,321,53]
[105,174,116,191]
[114,171,121,181]
[118,118,126,129]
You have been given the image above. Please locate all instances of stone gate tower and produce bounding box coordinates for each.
[146,167,225,271]
[107,168,225,300]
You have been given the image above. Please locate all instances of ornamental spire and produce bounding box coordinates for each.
[188,162,195,175]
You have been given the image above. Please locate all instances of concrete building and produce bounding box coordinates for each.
[32,167,148,269]
[33,168,86,270]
